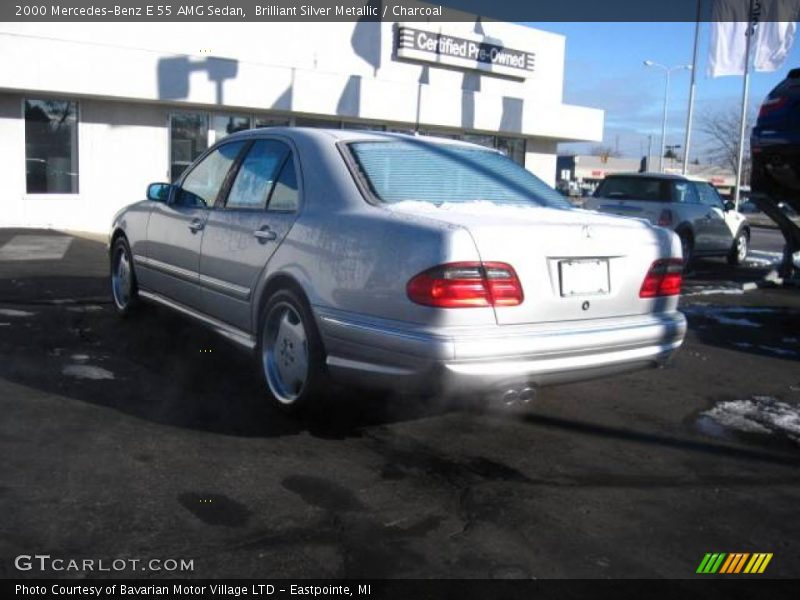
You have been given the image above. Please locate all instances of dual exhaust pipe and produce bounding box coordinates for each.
[499,386,537,407]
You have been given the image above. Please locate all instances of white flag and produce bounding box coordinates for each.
[708,0,800,78]
[753,0,798,73]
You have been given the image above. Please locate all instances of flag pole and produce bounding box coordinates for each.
[733,0,755,210]
[682,0,702,175]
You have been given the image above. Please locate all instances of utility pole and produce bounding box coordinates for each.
[682,0,702,174]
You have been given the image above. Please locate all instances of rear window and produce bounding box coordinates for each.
[595,177,672,202]
[348,141,569,208]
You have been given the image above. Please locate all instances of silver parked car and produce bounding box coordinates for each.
[110,129,687,413]
[584,173,750,267]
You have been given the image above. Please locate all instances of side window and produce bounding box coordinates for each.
[673,182,699,204]
[696,182,724,209]
[268,156,299,212]
[176,141,245,207]
[225,140,288,210]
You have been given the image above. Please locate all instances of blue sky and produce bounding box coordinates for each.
[528,22,800,160]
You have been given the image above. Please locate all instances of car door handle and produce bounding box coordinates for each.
[253,226,277,242]
[704,213,713,219]
[188,218,205,233]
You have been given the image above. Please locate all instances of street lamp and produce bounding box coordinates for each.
[644,61,692,172]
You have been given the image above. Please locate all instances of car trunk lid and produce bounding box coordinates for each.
[385,201,678,325]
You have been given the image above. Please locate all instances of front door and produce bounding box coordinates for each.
[143,140,246,310]
[199,139,301,332]
[694,181,734,252]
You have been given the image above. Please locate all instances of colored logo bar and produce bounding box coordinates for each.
[697,553,773,574]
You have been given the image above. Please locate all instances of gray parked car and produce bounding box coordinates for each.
[584,173,750,267]
[110,129,687,413]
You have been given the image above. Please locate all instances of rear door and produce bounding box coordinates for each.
[199,138,301,332]
[671,179,714,252]
[144,141,246,309]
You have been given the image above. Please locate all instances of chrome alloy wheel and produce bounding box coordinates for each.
[111,246,133,310]
[736,233,749,263]
[262,301,309,405]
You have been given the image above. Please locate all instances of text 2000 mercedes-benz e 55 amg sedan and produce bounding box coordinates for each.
[110,128,686,413]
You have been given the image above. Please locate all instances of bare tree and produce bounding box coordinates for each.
[588,145,621,160]
[697,107,756,184]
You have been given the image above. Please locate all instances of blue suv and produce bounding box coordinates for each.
[751,68,800,278]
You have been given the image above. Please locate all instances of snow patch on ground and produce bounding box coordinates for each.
[682,286,745,297]
[745,250,783,267]
[701,396,800,443]
[62,364,115,380]
[0,308,35,317]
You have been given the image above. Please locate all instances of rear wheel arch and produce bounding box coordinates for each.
[256,273,316,332]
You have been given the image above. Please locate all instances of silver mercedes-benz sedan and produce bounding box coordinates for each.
[110,128,686,413]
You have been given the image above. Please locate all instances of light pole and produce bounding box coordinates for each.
[644,61,692,172]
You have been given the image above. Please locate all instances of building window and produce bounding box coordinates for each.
[24,99,79,194]
[170,112,208,181]
[211,114,250,144]
[255,116,291,128]
[463,134,496,150]
[295,116,342,129]
[497,136,526,166]
[342,121,386,132]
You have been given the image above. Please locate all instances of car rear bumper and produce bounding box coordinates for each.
[315,307,687,394]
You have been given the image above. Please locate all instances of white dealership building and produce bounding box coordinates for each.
[0,20,603,233]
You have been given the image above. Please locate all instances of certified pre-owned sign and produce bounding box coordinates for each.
[397,25,536,79]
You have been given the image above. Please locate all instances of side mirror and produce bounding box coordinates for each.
[146,182,171,202]
[723,200,736,212]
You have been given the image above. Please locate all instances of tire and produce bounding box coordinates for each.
[110,236,139,316]
[677,229,694,271]
[258,288,328,414]
[727,229,749,266]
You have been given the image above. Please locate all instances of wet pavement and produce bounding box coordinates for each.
[1,228,799,579]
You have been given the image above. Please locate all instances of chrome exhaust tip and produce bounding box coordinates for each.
[501,389,520,406]
[518,387,537,404]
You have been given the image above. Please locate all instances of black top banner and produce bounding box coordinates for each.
[4,0,800,22]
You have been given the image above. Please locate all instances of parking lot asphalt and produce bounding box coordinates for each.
[1,228,799,579]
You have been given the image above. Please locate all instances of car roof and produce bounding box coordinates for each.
[220,126,494,150]
[602,172,710,183]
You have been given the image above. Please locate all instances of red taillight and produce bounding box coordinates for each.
[407,262,523,308]
[657,209,674,227]
[639,259,683,298]
[758,95,788,117]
